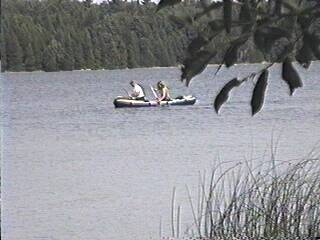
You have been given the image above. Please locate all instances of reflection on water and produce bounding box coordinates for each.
[2,62,320,240]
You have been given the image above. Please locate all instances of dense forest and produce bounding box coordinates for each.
[1,0,318,72]
[1,0,190,72]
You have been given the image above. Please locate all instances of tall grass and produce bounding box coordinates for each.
[170,150,320,240]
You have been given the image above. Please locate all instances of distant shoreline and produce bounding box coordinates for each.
[4,61,320,74]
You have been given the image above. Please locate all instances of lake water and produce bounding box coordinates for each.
[2,62,320,240]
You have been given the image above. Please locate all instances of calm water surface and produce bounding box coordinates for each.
[2,63,320,240]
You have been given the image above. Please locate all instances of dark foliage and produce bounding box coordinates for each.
[282,58,303,95]
[214,77,243,113]
[156,0,320,115]
[251,69,268,115]
[1,0,190,72]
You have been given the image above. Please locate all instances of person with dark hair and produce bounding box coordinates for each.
[129,81,146,101]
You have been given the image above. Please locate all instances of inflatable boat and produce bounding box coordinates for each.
[114,95,196,108]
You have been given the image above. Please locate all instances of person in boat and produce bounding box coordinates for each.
[155,81,172,102]
[129,80,146,101]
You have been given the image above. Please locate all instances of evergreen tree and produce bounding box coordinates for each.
[4,0,310,72]
[42,39,63,72]
[139,38,156,67]
[126,32,140,68]
[82,30,96,69]
[2,0,193,71]
[73,40,86,69]
[42,46,58,72]
[24,43,36,71]
[5,30,24,71]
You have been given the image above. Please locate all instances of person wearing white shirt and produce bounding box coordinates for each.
[130,81,146,101]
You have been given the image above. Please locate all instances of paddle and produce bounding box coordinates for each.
[150,85,158,99]
[123,88,130,97]
[123,88,133,100]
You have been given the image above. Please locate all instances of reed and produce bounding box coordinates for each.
[171,150,320,240]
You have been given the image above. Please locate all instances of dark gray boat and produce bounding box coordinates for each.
[114,95,196,108]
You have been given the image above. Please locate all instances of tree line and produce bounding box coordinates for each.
[1,0,193,72]
[1,0,318,72]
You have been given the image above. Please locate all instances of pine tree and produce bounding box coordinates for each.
[42,40,59,72]
[139,38,156,67]
[82,30,96,69]
[1,0,215,71]
[24,43,36,71]
[1,23,7,71]
[5,30,24,71]
[73,40,86,69]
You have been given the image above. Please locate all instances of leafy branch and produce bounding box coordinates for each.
[156,0,320,115]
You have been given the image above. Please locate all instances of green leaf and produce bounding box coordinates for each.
[254,26,291,55]
[181,50,216,87]
[168,15,193,28]
[296,36,313,69]
[239,0,253,33]
[208,20,225,33]
[282,58,303,96]
[187,36,209,56]
[251,70,268,116]
[214,35,249,76]
[274,0,282,15]
[209,19,250,33]
[314,11,320,19]
[239,0,252,21]
[223,0,232,34]
[297,15,312,30]
[304,32,320,60]
[224,35,249,67]
[194,2,223,20]
[156,0,181,12]
[214,78,243,113]
[277,43,294,62]
[300,4,320,16]
[282,0,298,14]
